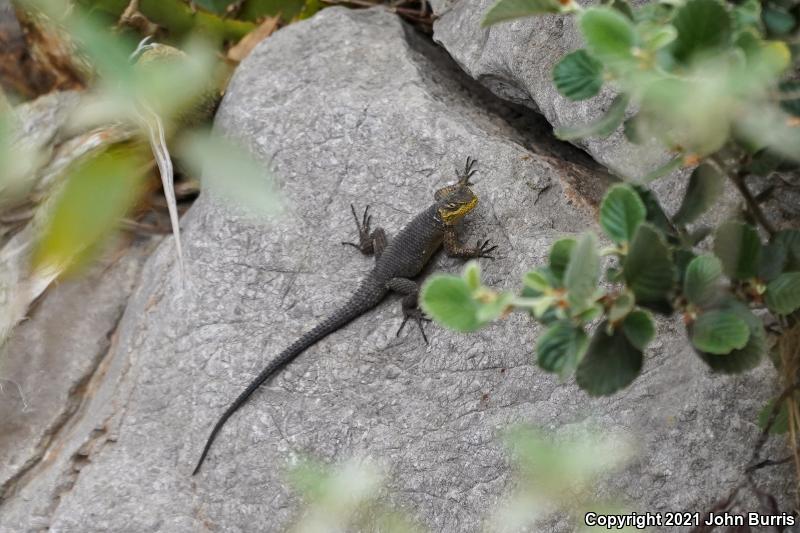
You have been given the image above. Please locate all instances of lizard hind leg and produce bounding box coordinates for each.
[387,277,431,344]
[341,204,387,258]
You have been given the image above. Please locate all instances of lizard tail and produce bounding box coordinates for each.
[192,286,383,475]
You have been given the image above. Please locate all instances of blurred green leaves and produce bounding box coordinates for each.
[32,142,150,274]
[178,131,283,218]
[10,0,284,284]
[481,0,575,27]
[420,262,512,332]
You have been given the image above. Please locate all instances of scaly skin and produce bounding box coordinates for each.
[192,157,496,475]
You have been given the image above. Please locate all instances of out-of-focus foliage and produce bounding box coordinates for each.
[0,0,284,344]
[288,428,632,533]
[288,458,419,533]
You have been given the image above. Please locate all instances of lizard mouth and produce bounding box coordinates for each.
[441,196,478,224]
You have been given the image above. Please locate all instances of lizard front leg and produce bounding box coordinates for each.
[443,227,497,259]
[342,204,388,260]
[387,277,430,343]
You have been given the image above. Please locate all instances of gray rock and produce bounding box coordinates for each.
[0,237,157,506]
[0,7,790,532]
[431,0,671,178]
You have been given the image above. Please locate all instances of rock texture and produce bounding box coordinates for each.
[0,7,791,532]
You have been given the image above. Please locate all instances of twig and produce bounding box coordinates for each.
[708,155,777,237]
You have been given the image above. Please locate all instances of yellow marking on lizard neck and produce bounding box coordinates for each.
[440,196,478,225]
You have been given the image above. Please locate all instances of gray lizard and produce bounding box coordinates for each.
[193,157,496,474]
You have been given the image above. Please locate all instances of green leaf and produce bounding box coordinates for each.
[765,272,800,315]
[684,254,724,307]
[192,0,236,14]
[775,229,800,270]
[623,309,655,350]
[464,261,481,290]
[603,0,634,19]
[177,131,282,218]
[623,115,643,144]
[694,300,764,373]
[779,81,800,117]
[420,275,481,332]
[33,144,150,274]
[747,149,784,176]
[579,7,636,67]
[763,6,796,36]
[637,156,683,184]
[713,221,761,280]
[481,0,565,26]
[608,291,635,324]
[758,398,791,434]
[537,321,589,377]
[673,164,724,225]
[564,233,600,312]
[523,267,560,296]
[549,238,576,283]
[599,184,646,244]
[671,0,732,64]
[623,224,676,310]
[555,94,629,141]
[630,185,674,236]
[576,323,644,396]
[553,50,604,101]
[733,0,761,33]
[641,24,678,51]
[476,292,515,323]
[523,270,549,294]
[758,240,786,282]
[691,310,750,354]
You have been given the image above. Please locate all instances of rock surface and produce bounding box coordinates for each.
[0,7,791,532]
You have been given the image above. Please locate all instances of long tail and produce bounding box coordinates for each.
[192,287,383,475]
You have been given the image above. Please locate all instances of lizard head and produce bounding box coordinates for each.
[437,185,478,225]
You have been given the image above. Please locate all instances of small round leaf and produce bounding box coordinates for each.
[684,254,724,307]
[623,309,655,351]
[553,50,604,101]
[713,221,762,280]
[690,310,750,354]
[765,272,800,315]
[537,321,589,377]
[579,7,636,67]
[420,275,480,332]
[673,163,724,225]
[549,238,576,283]
[576,322,644,396]
[599,184,646,244]
[671,0,732,64]
[565,232,600,312]
[623,224,676,310]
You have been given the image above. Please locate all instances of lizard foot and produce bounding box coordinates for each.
[473,239,498,260]
[457,157,478,186]
[396,308,431,344]
[342,204,374,254]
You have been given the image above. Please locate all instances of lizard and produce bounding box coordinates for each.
[192,157,497,475]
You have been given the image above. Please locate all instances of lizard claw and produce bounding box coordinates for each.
[457,157,478,187]
[474,238,498,259]
[396,308,430,344]
[345,204,374,254]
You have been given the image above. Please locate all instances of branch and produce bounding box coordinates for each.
[708,155,777,237]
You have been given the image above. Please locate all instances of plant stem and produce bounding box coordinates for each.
[709,155,777,238]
